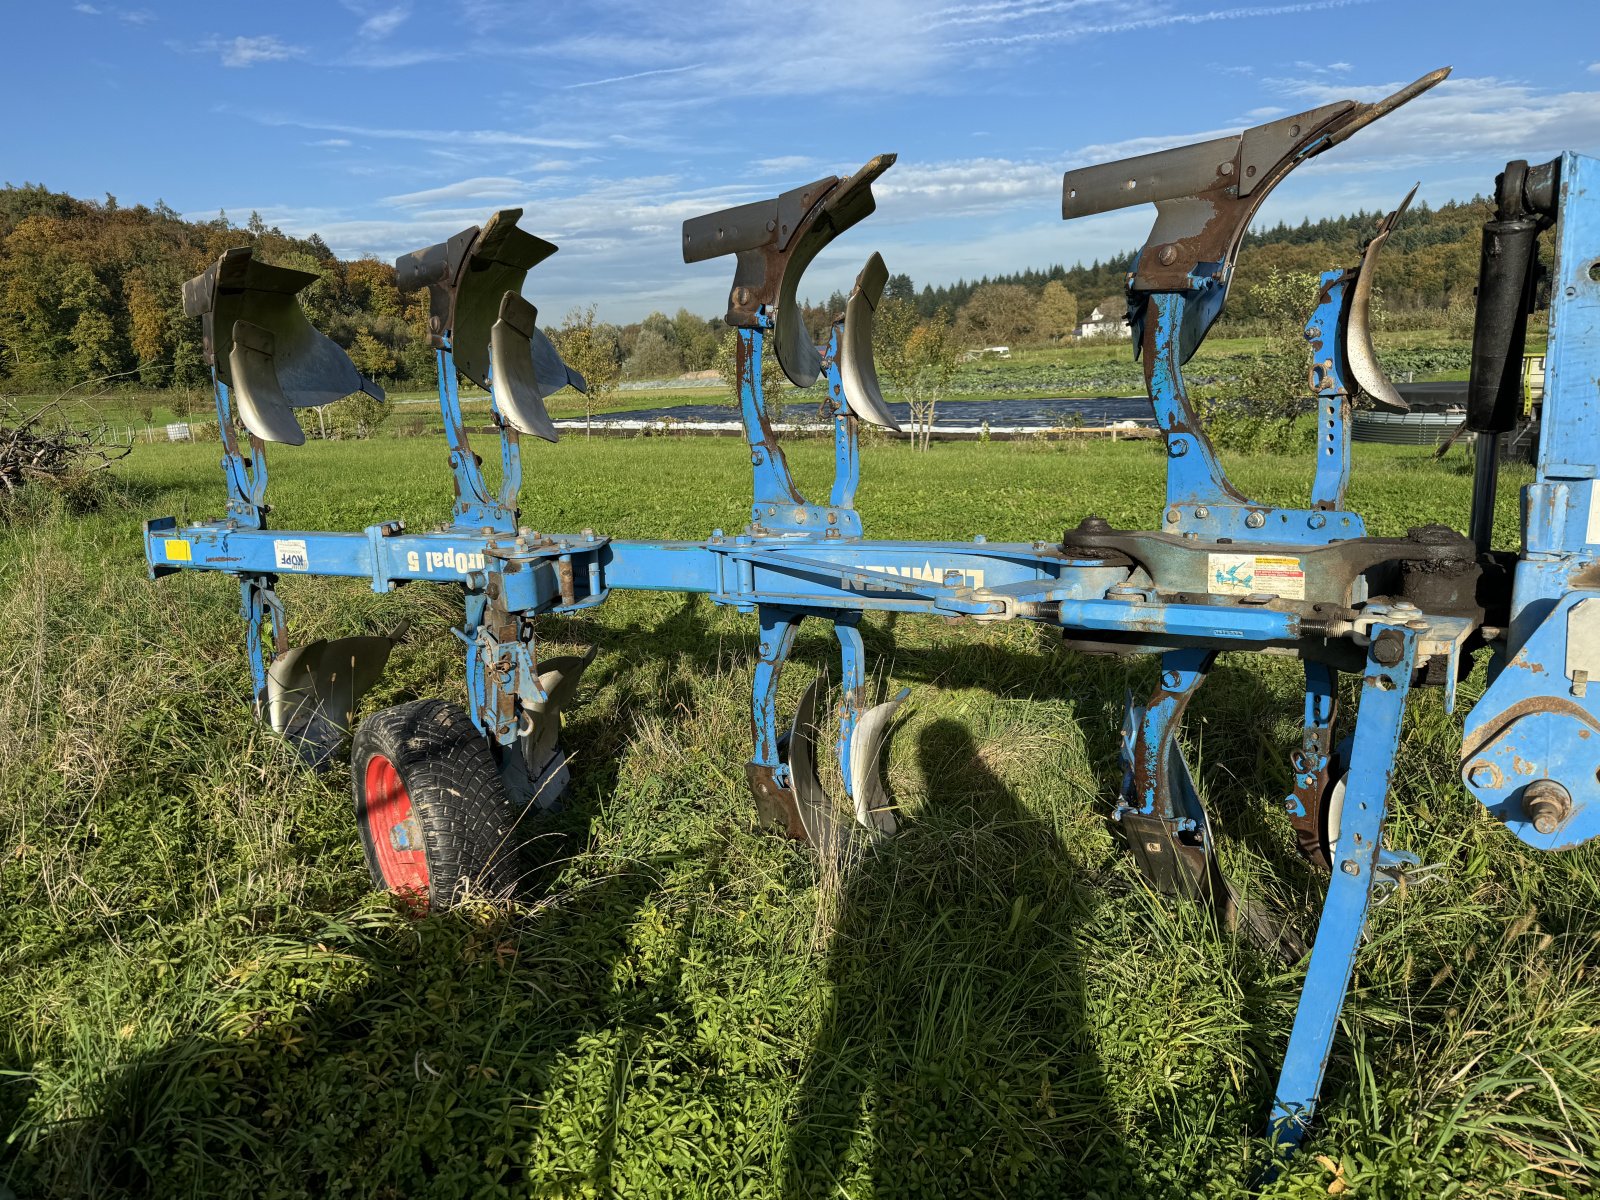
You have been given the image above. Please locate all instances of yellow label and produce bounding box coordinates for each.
[163,538,192,562]
[1207,552,1305,600]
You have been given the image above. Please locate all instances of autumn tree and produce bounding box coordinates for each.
[1034,281,1078,342]
[326,389,389,439]
[1195,268,1321,452]
[348,329,398,381]
[551,306,621,437]
[876,299,959,450]
[955,283,1035,347]
[672,307,719,370]
[626,328,682,380]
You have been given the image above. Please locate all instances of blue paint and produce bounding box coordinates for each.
[1272,626,1418,1145]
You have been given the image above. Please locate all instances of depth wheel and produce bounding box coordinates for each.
[351,699,521,911]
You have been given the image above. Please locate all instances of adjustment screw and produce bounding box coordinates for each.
[1523,779,1572,835]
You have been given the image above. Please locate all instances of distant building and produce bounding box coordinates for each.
[1075,306,1129,339]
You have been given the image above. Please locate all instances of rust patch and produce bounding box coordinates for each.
[746,763,808,842]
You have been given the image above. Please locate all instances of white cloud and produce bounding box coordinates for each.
[538,1,954,101]
[384,177,532,207]
[204,34,303,68]
[951,0,1376,47]
[345,48,456,68]
[753,156,819,176]
[358,6,410,38]
[311,138,353,147]
[874,157,1061,219]
[564,63,704,90]
[237,111,600,151]
[75,3,155,22]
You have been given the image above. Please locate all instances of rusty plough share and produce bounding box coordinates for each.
[142,65,1600,1148]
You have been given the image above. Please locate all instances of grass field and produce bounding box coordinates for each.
[2,432,1598,1198]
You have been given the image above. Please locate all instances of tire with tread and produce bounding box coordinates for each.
[351,699,521,909]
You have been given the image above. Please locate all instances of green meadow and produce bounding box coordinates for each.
[2,432,1597,1198]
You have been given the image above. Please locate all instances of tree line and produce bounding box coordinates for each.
[0,183,1507,397]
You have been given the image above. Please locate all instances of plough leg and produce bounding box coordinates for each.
[1118,648,1303,959]
[1270,627,1417,1146]
[745,607,904,856]
[240,574,287,718]
[746,605,808,840]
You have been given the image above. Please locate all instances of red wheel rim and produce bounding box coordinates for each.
[364,754,430,903]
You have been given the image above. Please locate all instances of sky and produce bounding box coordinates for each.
[6,0,1600,323]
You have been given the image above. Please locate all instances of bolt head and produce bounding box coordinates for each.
[1372,628,1406,666]
[1341,860,1360,876]
[1308,513,1326,529]
[1245,511,1265,529]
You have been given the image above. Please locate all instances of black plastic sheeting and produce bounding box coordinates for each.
[589,396,1156,429]
[589,382,1464,431]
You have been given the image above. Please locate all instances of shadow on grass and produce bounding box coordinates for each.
[782,718,1147,1197]
[3,847,697,1198]
[5,589,1328,1197]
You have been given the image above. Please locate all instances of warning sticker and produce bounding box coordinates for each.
[274,538,309,572]
[162,538,192,563]
[1207,553,1305,600]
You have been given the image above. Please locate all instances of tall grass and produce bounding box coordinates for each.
[1,436,1595,1197]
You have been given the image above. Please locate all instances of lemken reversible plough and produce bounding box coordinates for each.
[141,66,1600,1148]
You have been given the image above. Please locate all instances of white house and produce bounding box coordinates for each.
[1075,306,1129,339]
